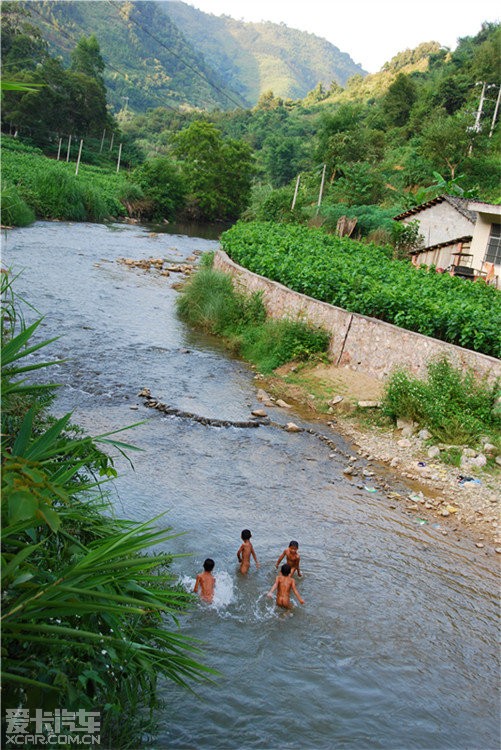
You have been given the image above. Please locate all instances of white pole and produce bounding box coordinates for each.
[116,143,122,173]
[100,128,106,153]
[473,82,486,132]
[291,173,301,210]
[75,139,84,176]
[109,132,114,152]
[57,137,62,161]
[66,134,72,162]
[489,85,501,138]
[316,164,326,215]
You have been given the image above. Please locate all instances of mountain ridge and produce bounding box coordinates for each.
[159,1,366,103]
[22,0,366,111]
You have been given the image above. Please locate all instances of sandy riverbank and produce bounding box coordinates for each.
[255,361,501,553]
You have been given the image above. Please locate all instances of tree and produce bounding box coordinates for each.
[0,2,48,72]
[173,121,254,221]
[70,35,105,85]
[383,73,418,126]
[419,111,473,179]
[133,157,187,220]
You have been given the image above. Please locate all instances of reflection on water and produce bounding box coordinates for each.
[3,222,500,750]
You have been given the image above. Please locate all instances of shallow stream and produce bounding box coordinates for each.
[3,221,499,750]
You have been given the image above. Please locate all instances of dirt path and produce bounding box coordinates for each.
[256,361,500,553]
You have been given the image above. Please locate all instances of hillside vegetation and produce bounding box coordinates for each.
[15,0,242,111]
[161,1,365,103]
[17,0,363,111]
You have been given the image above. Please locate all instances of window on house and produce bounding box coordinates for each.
[484,223,501,265]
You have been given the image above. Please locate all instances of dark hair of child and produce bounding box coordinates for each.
[281,563,291,576]
[203,558,215,571]
[289,540,298,548]
[241,529,252,540]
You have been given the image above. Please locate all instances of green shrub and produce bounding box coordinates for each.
[382,357,500,444]
[176,268,265,335]
[0,183,35,227]
[133,157,187,221]
[241,318,330,373]
[319,203,396,237]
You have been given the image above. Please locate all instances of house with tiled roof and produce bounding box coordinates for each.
[394,195,500,285]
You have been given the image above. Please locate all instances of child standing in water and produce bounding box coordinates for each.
[276,540,302,577]
[194,558,216,603]
[237,529,259,574]
[267,564,305,609]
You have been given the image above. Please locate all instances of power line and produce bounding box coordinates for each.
[106,0,243,110]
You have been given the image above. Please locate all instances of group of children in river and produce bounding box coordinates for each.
[193,530,305,609]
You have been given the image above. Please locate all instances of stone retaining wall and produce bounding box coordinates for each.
[214,249,501,383]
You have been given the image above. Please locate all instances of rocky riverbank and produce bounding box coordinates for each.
[254,362,500,553]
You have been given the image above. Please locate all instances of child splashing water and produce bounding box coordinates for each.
[267,564,305,609]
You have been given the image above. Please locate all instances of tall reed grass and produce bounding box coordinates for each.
[176,262,330,373]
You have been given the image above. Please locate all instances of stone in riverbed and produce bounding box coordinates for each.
[285,422,302,432]
[276,399,292,409]
[251,409,268,417]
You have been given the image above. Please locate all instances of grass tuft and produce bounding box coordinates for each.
[176,261,329,373]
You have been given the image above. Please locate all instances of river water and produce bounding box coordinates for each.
[3,222,500,750]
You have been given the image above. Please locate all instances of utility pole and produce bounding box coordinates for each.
[489,85,501,138]
[473,82,487,133]
[116,143,122,173]
[316,164,326,216]
[75,139,84,176]
[291,174,301,211]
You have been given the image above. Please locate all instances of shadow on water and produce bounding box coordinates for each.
[3,221,500,750]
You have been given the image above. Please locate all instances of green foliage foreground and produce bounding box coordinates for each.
[1,273,214,746]
[176,259,329,373]
[221,222,501,358]
[382,357,500,447]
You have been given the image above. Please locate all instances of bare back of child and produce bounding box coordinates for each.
[194,558,215,603]
[267,564,305,609]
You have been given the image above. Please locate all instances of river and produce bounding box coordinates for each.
[3,221,500,750]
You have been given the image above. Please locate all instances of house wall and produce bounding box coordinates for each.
[402,201,473,248]
[214,250,500,383]
[470,214,501,275]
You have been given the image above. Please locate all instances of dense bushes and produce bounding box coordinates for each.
[221,221,501,358]
[1,183,35,226]
[132,157,187,221]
